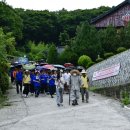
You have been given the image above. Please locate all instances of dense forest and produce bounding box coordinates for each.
[1,1,130,67]
[0,1,111,61]
[0,1,110,45]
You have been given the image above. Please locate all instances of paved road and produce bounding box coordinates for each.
[0,87,130,130]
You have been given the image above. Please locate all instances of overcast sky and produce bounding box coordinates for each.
[4,0,124,11]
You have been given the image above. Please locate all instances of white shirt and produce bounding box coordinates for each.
[63,72,70,85]
[55,77,65,88]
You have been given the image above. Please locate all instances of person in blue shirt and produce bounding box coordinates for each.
[33,71,41,97]
[48,71,56,98]
[15,68,23,94]
[40,70,48,94]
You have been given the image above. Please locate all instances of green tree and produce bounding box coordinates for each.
[47,44,58,64]
[72,22,102,60]
[0,28,15,94]
[0,1,23,41]
[123,23,130,48]
[0,28,16,60]
[78,55,92,68]
[98,25,118,53]
[59,46,78,65]
[14,5,110,46]
[59,30,70,45]
[27,41,49,61]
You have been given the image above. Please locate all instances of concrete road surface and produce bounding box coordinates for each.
[0,88,130,130]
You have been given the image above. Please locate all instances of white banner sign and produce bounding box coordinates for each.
[92,63,120,81]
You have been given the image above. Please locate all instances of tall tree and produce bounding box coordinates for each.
[59,46,78,65]
[47,44,58,64]
[59,30,70,45]
[72,22,102,60]
[0,28,16,61]
[98,25,118,53]
[0,1,23,41]
[27,41,49,61]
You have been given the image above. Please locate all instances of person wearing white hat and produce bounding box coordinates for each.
[81,70,89,103]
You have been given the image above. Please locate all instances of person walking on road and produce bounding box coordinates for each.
[23,70,31,98]
[63,70,70,94]
[33,71,41,97]
[15,68,23,94]
[48,71,56,98]
[40,70,48,95]
[69,70,82,106]
[55,71,65,107]
[81,70,89,103]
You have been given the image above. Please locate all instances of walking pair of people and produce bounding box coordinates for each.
[69,69,89,106]
[55,69,89,107]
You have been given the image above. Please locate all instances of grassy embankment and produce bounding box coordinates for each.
[89,85,130,106]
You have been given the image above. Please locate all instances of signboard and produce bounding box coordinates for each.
[92,63,120,81]
[122,11,130,26]
[17,57,29,64]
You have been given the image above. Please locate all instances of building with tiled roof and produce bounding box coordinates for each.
[91,0,130,28]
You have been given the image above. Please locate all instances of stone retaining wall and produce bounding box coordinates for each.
[87,50,130,88]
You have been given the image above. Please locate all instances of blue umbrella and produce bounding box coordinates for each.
[36,66,45,70]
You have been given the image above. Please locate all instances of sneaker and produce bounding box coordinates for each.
[86,100,89,103]
[75,102,78,105]
[57,104,60,107]
[82,100,84,103]
[72,101,75,106]
[51,95,54,98]
[75,100,78,105]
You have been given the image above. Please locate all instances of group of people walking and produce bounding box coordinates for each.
[10,68,89,106]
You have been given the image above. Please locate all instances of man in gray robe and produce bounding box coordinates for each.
[69,70,82,106]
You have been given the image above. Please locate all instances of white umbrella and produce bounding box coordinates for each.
[53,64,65,69]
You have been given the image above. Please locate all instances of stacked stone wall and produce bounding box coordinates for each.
[87,50,130,88]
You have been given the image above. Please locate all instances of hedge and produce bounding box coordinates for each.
[0,62,9,94]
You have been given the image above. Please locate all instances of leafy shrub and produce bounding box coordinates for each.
[96,57,104,63]
[104,52,114,59]
[87,61,95,68]
[122,97,130,105]
[78,55,92,68]
[116,47,127,54]
[122,91,129,99]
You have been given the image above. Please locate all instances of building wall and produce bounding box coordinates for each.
[87,49,130,88]
[94,4,130,27]
[57,46,65,54]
